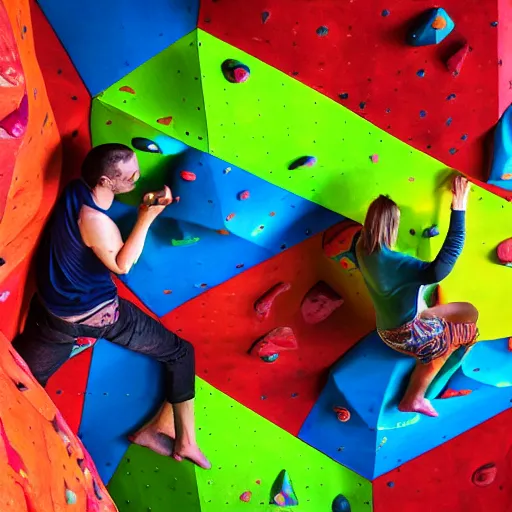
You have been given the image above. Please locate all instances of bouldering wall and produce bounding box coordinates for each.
[1,0,511,511]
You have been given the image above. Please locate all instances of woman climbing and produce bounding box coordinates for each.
[355,175,478,417]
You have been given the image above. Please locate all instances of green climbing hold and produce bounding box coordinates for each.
[65,488,77,504]
[171,237,201,247]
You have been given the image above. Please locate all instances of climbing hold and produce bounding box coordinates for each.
[119,85,135,94]
[491,21,498,27]
[496,238,512,266]
[447,93,457,100]
[131,137,161,154]
[381,9,390,17]
[217,229,230,235]
[407,8,455,46]
[15,381,28,391]
[180,170,197,181]
[226,213,236,222]
[440,388,472,399]
[472,463,497,487]
[142,186,172,206]
[270,470,298,507]
[446,43,470,76]
[0,291,10,302]
[323,220,362,271]
[416,69,425,78]
[163,290,172,295]
[508,337,512,351]
[223,167,232,174]
[222,59,251,83]
[254,282,292,320]
[261,353,279,363]
[249,327,298,360]
[370,154,379,163]
[419,110,427,118]
[0,258,5,266]
[288,156,317,170]
[422,225,440,238]
[316,26,329,37]
[332,494,351,512]
[171,237,200,246]
[240,491,252,502]
[65,488,77,505]
[238,190,250,200]
[488,105,512,190]
[157,116,173,126]
[409,229,416,236]
[339,93,349,100]
[333,406,351,422]
[301,281,344,324]
[0,94,28,138]
[261,11,270,24]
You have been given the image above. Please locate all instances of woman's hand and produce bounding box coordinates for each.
[451,175,470,211]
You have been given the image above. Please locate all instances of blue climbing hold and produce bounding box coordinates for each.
[487,104,512,191]
[65,489,77,505]
[420,110,427,118]
[423,225,440,238]
[407,8,455,47]
[332,494,351,512]
[288,156,317,170]
[131,137,161,154]
[316,26,329,36]
[261,353,279,363]
[416,69,425,78]
[381,9,390,17]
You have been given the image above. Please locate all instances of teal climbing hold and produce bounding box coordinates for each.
[407,8,455,46]
[270,469,299,507]
[65,488,77,505]
[171,237,200,246]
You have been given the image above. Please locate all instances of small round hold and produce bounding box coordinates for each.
[261,353,279,363]
[416,69,425,78]
[65,489,77,505]
[226,213,236,222]
[409,229,416,236]
[180,170,197,181]
[222,60,250,83]
[317,26,329,36]
[472,463,497,487]
[423,225,440,238]
[332,494,351,512]
[431,16,447,30]
[381,9,390,17]
[238,190,250,200]
[131,137,161,154]
[240,491,252,502]
[333,406,351,422]
[370,154,379,163]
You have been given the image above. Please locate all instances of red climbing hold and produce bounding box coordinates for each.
[249,327,298,359]
[497,238,512,265]
[301,281,344,324]
[119,85,135,94]
[333,406,351,422]
[254,282,292,320]
[157,116,173,126]
[240,491,252,502]
[446,43,469,76]
[180,171,196,181]
[226,213,236,222]
[238,190,250,200]
[472,463,497,487]
[508,337,512,351]
[440,388,472,399]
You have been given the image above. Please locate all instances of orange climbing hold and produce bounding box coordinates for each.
[157,116,173,126]
[440,388,472,399]
[119,85,135,94]
[217,229,230,235]
[431,15,447,29]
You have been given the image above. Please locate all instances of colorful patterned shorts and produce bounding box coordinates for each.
[378,316,478,365]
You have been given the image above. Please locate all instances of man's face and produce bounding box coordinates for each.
[112,153,140,194]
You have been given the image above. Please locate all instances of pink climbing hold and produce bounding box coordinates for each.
[238,190,250,200]
[226,213,236,221]
[497,238,512,266]
[254,282,292,321]
[446,43,469,76]
[370,154,379,163]
[333,406,351,422]
[180,171,196,181]
[240,491,252,503]
[0,93,28,138]
[250,327,298,359]
[472,463,497,487]
[301,281,344,324]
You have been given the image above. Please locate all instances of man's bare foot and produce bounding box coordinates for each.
[398,397,439,417]
[129,425,174,456]
[173,442,211,469]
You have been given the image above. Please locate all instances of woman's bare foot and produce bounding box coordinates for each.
[129,424,175,457]
[398,397,438,417]
[173,441,211,469]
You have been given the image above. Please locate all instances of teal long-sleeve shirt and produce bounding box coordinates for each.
[355,210,466,330]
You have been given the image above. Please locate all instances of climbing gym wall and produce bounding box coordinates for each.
[1,0,511,511]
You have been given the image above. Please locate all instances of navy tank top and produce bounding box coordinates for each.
[36,179,117,317]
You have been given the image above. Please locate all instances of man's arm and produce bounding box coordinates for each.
[79,205,164,275]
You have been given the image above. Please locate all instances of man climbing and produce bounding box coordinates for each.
[13,143,211,469]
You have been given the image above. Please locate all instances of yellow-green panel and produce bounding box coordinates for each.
[98,30,208,152]
[197,29,512,340]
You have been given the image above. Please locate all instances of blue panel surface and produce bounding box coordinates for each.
[109,149,342,317]
[487,104,512,191]
[298,332,512,480]
[79,340,164,483]
[37,0,199,95]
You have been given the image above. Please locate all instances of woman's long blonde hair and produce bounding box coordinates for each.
[360,195,400,254]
